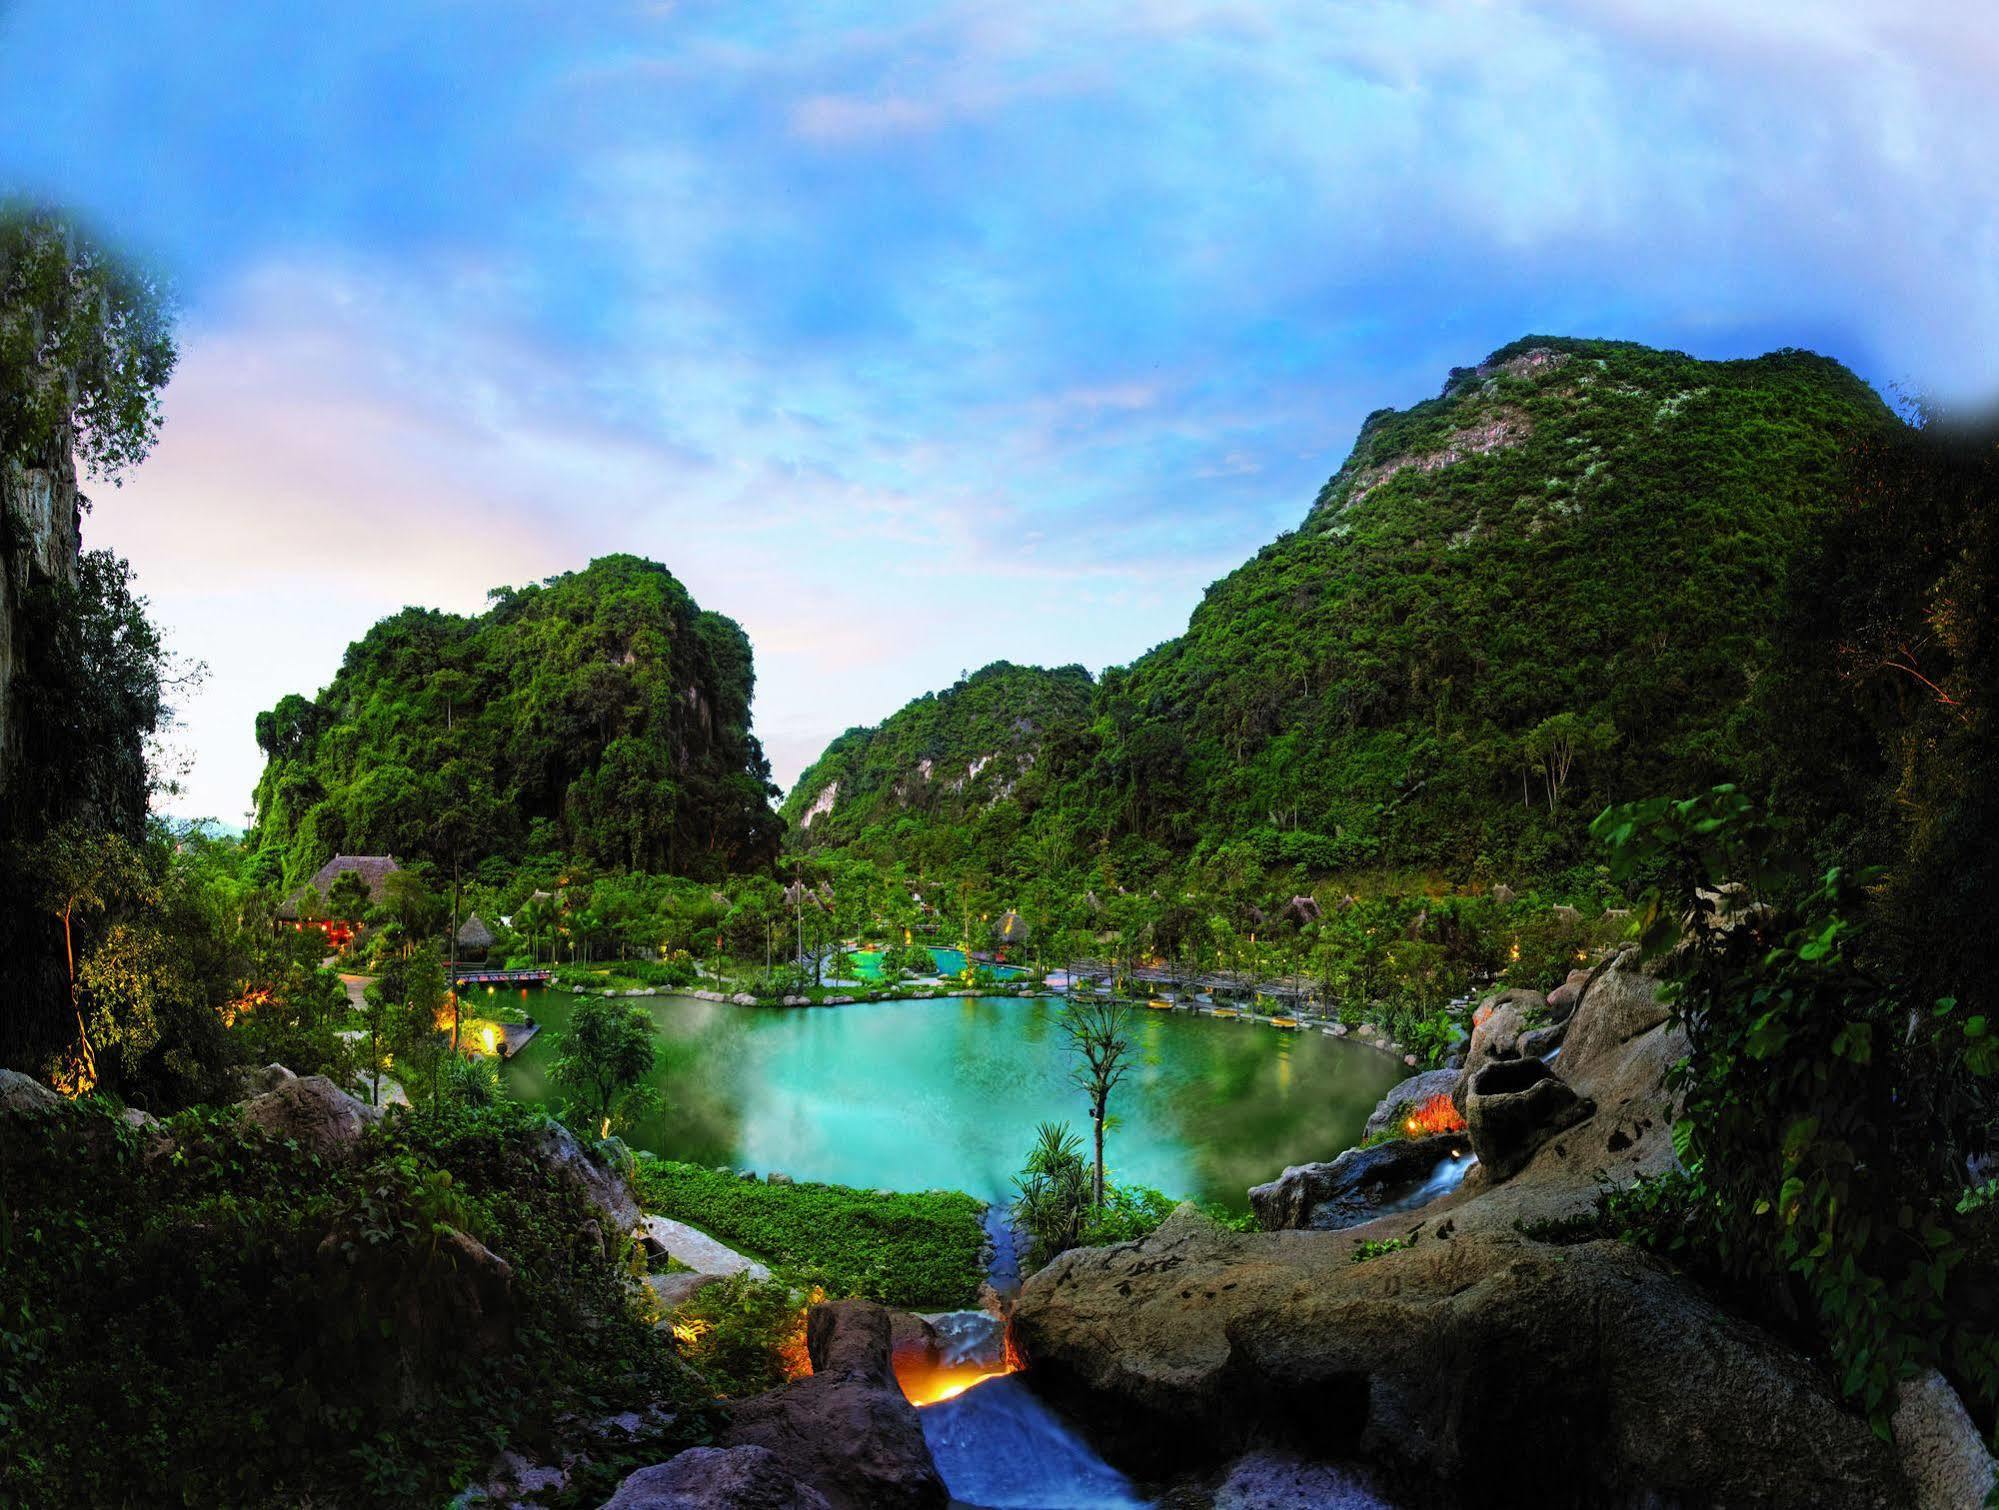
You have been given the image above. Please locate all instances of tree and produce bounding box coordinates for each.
[1,204,177,477]
[1058,998,1134,1209]
[551,997,658,1139]
[26,822,144,1090]
[326,869,371,930]
[1010,1121,1091,1270]
[1523,712,1616,815]
[377,868,444,955]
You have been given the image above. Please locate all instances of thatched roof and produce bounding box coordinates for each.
[1285,894,1321,924]
[456,913,495,949]
[276,854,401,920]
[994,910,1030,944]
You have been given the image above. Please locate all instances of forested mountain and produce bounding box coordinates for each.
[781,661,1093,868]
[788,337,1894,885]
[250,555,781,886]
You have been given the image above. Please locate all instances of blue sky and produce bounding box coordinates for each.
[3,1,1994,823]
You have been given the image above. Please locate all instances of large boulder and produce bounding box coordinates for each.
[1249,1134,1466,1232]
[1462,1056,1593,1184]
[721,1300,946,1510]
[526,1118,644,1236]
[602,1445,832,1509]
[231,1061,298,1099]
[1557,947,1671,1101]
[1361,1068,1461,1141]
[1,1066,62,1119]
[1012,1208,1907,1506]
[239,1074,381,1158]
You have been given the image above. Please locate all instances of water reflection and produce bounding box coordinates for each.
[504,992,1402,1210]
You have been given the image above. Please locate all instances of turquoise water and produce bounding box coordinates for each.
[502,992,1402,1210]
[847,945,1023,981]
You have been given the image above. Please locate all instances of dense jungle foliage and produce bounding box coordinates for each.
[1584,400,1999,1445]
[0,1093,715,1506]
[0,206,180,1075]
[786,338,1894,893]
[249,554,782,890]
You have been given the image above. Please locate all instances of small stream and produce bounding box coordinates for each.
[909,1309,1147,1509]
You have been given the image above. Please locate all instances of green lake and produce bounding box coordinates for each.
[500,991,1404,1210]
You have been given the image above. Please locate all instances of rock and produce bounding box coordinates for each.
[1462,1055,1593,1183]
[1892,1367,1999,1510]
[603,1445,832,1509]
[316,1220,514,1366]
[1558,947,1671,1101]
[1516,1020,1567,1060]
[1455,993,1536,1108]
[767,1171,793,1186]
[1551,903,1584,927]
[1545,967,1592,1019]
[1249,1135,1465,1232]
[722,1300,947,1510]
[0,1066,62,1119]
[647,1270,724,1313]
[1013,1208,1906,1505]
[240,1074,381,1158]
[526,1117,644,1235]
[1214,1450,1392,1509]
[231,1061,298,1099]
[119,1106,161,1130]
[732,993,758,1006]
[1362,1068,1462,1141]
[737,1169,758,1182]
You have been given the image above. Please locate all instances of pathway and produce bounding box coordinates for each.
[641,1214,770,1279]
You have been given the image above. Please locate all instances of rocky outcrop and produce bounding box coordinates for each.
[1249,1134,1465,1232]
[1360,1068,1460,1141]
[239,1074,381,1158]
[1013,1208,1907,1507]
[1461,1056,1592,1183]
[527,1117,644,1235]
[720,1300,946,1510]
[0,427,80,788]
[602,1445,832,1509]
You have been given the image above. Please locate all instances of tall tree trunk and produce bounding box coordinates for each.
[1091,1098,1106,1210]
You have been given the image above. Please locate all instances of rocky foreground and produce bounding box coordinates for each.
[1009,951,1996,1510]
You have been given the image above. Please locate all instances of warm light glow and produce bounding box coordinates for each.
[1402,1093,1468,1137]
[894,1344,1022,1407]
[670,1317,711,1346]
[600,1116,612,1138]
[483,1026,499,1054]
[1508,940,1521,963]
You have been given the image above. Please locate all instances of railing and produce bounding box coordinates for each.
[449,966,553,986]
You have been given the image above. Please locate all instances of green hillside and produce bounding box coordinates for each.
[792,337,1894,886]
[781,661,1094,869]
[249,554,781,885]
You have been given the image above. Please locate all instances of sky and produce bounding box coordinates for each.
[2,1,1995,825]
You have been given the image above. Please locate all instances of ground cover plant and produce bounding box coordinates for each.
[632,1157,988,1309]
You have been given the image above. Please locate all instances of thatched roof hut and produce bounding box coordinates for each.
[1285,894,1322,924]
[275,854,401,920]
[994,910,1030,945]
[456,914,495,953]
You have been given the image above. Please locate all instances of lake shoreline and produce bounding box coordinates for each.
[547,979,1432,1069]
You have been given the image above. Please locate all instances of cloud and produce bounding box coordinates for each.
[7,0,1997,820]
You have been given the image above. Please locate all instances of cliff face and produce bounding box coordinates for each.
[0,424,80,798]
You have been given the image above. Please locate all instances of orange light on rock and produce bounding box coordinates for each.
[1402,1093,1468,1137]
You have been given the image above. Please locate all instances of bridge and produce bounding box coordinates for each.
[449,966,553,988]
